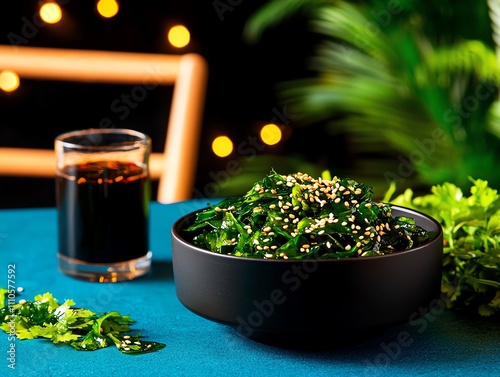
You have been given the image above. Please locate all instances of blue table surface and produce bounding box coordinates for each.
[0,200,499,377]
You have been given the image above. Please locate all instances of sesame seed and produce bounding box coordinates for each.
[345,245,352,250]
[263,227,271,232]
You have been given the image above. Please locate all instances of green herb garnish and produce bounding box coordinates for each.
[386,178,500,317]
[0,291,166,354]
[186,170,433,259]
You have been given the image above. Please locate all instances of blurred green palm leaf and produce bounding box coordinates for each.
[244,0,500,191]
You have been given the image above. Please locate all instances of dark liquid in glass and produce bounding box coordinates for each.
[57,161,149,264]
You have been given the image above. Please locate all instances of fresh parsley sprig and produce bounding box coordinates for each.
[386,178,500,317]
[0,291,166,354]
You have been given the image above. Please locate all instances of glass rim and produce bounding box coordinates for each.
[55,128,150,151]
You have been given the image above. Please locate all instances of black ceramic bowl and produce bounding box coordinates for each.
[171,205,443,347]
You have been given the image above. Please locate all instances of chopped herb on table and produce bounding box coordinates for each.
[386,178,500,317]
[0,291,166,355]
[186,170,433,259]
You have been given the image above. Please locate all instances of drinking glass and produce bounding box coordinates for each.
[55,128,151,282]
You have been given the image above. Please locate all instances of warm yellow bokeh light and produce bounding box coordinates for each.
[168,25,190,48]
[97,0,119,18]
[212,136,233,158]
[260,124,282,145]
[0,71,20,92]
[40,2,62,24]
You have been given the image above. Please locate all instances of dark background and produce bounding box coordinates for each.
[0,1,322,208]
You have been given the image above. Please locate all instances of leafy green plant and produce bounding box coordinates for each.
[385,178,500,317]
[244,0,500,192]
[0,290,166,354]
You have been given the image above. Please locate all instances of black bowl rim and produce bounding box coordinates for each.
[171,204,443,263]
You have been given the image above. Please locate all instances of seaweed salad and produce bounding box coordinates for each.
[186,170,434,259]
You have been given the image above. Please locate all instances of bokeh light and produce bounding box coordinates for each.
[39,2,63,24]
[97,0,120,19]
[260,123,282,145]
[0,71,20,92]
[168,25,190,48]
[212,136,233,158]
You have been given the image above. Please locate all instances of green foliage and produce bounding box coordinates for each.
[244,0,500,191]
[386,178,500,317]
[0,291,166,354]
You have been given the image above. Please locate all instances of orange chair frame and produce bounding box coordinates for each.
[0,45,208,203]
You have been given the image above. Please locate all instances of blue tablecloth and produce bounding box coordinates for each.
[0,200,499,377]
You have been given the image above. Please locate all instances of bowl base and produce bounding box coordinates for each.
[234,326,386,350]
